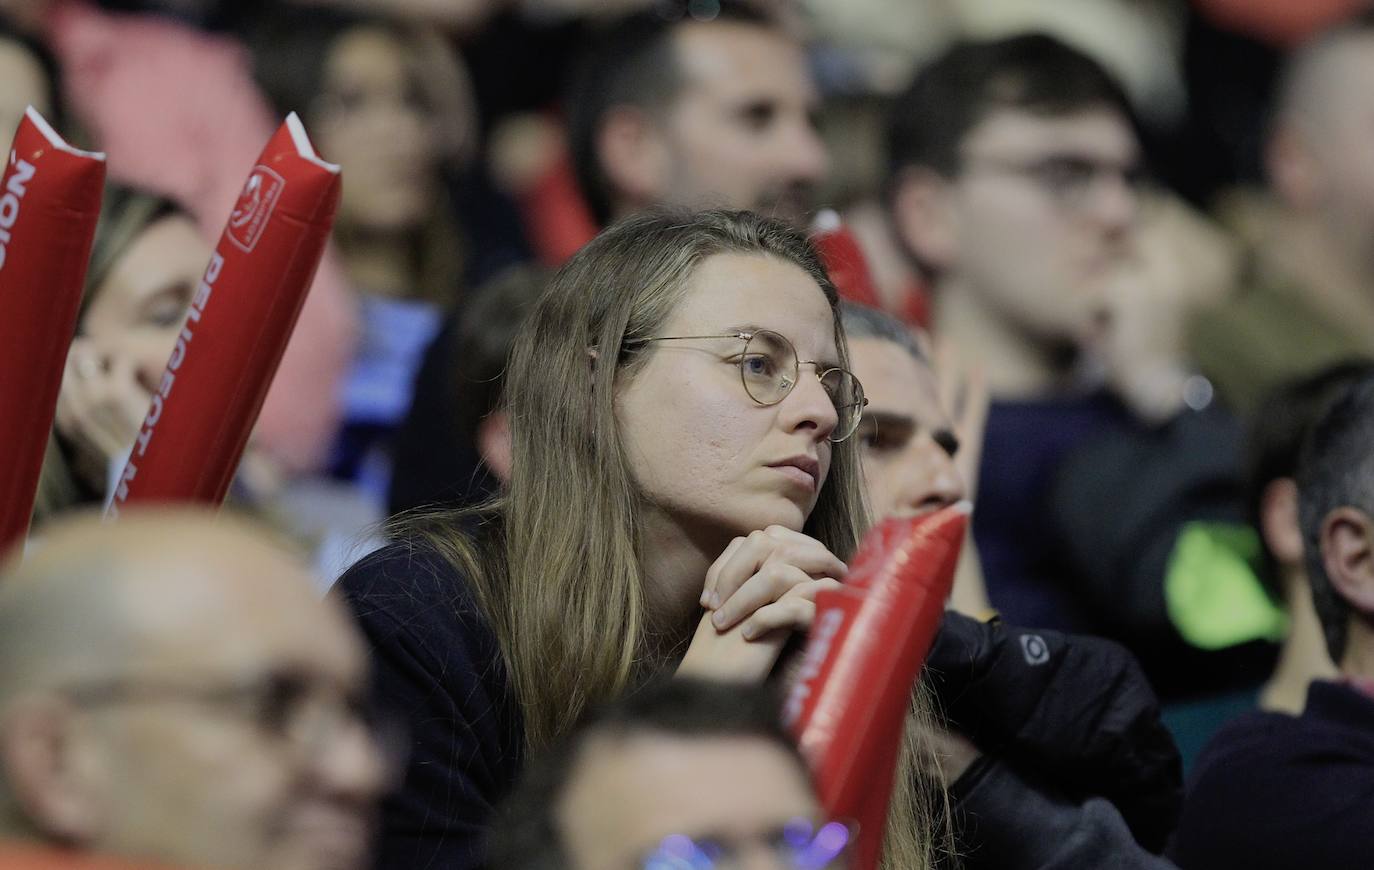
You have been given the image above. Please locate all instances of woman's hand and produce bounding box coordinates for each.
[53,338,153,493]
[676,525,846,683]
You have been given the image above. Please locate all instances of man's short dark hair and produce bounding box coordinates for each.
[487,678,803,870]
[1297,373,1374,663]
[565,1,777,226]
[1247,361,1374,603]
[886,32,1139,182]
[839,300,926,365]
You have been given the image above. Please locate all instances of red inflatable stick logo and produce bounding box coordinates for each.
[108,114,340,514]
[784,502,969,870]
[0,108,105,552]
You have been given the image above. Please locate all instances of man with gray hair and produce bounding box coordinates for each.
[1171,373,1374,868]
[0,509,388,870]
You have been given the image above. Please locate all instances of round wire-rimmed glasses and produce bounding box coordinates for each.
[632,329,868,442]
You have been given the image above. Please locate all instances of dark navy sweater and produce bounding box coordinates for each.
[333,542,524,870]
[1170,680,1374,869]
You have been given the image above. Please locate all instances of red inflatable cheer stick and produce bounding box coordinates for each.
[783,502,970,870]
[108,113,339,514]
[0,107,106,552]
[811,209,881,311]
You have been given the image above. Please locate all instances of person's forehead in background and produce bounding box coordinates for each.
[0,36,51,143]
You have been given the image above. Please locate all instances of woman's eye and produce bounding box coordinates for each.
[141,286,192,329]
[741,354,775,378]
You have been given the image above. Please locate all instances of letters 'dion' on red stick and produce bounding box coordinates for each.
[107,114,340,514]
[0,107,106,552]
[784,502,969,870]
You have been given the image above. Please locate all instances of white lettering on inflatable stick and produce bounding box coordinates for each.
[118,250,226,487]
[0,152,36,273]
[782,607,847,726]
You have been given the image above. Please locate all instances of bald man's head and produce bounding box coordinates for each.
[0,509,385,870]
[1268,14,1374,268]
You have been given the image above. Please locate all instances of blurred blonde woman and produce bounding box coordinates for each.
[33,187,208,523]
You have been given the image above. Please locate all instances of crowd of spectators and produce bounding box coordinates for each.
[5,0,1374,868]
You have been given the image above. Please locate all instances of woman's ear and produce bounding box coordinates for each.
[0,695,108,844]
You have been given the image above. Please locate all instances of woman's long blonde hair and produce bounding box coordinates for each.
[399,208,947,868]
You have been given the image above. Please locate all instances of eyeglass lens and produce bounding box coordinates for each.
[742,331,863,441]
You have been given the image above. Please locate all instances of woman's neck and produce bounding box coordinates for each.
[637,508,727,659]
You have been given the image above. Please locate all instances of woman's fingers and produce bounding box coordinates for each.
[738,577,842,640]
[708,525,847,610]
[711,561,814,631]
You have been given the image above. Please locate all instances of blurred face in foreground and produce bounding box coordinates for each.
[0,512,388,870]
[557,731,847,869]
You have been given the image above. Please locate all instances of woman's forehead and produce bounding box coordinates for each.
[667,253,838,355]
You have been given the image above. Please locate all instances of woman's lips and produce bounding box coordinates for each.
[767,457,819,492]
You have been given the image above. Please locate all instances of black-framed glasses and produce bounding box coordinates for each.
[961,153,1148,212]
[59,670,405,777]
[633,330,867,442]
[640,817,854,869]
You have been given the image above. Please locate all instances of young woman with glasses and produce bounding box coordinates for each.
[334,209,945,869]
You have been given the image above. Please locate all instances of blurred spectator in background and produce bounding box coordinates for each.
[886,33,1248,699]
[250,8,478,493]
[1157,363,1374,768]
[0,11,62,141]
[1244,364,1374,713]
[1171,373,1374,869]
[1190,12,1374,416]
[31,187,208,523]
[19,0,362,475]
[566,0,828,230]
[0,509,388,870]
[489,678,854,870]
[387,264,547,515]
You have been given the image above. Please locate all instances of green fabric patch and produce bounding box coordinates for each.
[1165,522,1287,649]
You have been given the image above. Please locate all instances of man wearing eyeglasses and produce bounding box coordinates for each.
[885,34,1250,700]
[0,509,389,870]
